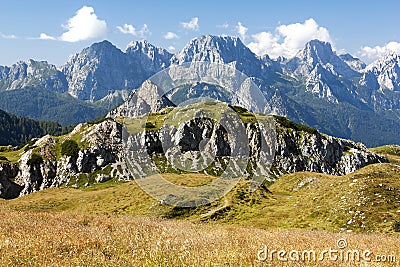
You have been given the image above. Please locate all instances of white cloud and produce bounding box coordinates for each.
[168,46,176,51]
[181,17,199,31]
[39,33,56,40]
[117,23,150,38]
[217,22,229,29]
[1,33,17,39]
[248,18,333,58]
[164,32,179,40]
[59,6,107,42]
[117,24,136,35]
[236,22,248,41]
[358,41,400,62]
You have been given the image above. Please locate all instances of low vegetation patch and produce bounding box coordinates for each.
[60,139,80,158]
[273,115,318,134]
[27,153,43,166]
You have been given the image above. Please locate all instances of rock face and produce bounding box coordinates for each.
[126,40,172,80]
[0,114,388,199]
[62,41,130,101]
[273,124,385,175]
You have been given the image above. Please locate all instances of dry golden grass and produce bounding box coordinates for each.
[1,152,399,265]
[162,173,217,187]
[0,210,399,266]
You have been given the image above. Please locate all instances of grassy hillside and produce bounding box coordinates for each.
[371,145,400,165]
[1,129,399,265]
[2,162,399,233]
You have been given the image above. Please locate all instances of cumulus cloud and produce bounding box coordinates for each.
[236,22,248,41]
[168,46,176,51]
[164,32,179,40]
[59,6,107,42]
[39,6,107,42]
[117,23,150,38]
[358,41,400,62]
[247,18,333,59]
[117,24,136,35]
[181,17,199,31]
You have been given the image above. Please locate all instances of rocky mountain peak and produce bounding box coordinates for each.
[339,53,366,71]
[127,40,171,58]
[126,39,172,74]
[367,53,400,91]
[302,39,335,65]
[62,40,129,101]
[288,39,357,78]
[0,59,67,92]
[171,35,253,64]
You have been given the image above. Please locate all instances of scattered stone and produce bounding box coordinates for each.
[96,174,111,183]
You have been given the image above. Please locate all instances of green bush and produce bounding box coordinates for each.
[61,139,80,158]
[393,221,400,232]
[144,121,156,129]
[27,153,43,166]
[0,155,9,161]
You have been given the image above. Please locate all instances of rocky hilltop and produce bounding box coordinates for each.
[0,103,387,199]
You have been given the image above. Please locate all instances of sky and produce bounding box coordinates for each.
[0,0,399,66]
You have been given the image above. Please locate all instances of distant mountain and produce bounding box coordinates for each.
[339,53,366,71]
[0,109,71,146]
[62,40,172,101]
[0,59,67,92]
[126,40,172,81]
[62,41,129,101]
[0,36,398,146]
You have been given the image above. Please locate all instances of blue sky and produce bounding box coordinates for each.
[0,0,399,66]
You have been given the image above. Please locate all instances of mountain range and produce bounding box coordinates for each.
[0,35,398,147]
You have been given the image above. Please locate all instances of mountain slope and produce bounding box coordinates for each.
[0,87,109,125]
[1,161,399,233]
[0,109,71,146]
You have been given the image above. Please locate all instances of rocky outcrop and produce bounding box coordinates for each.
[272,124,387,175]
[0,107,387,201]
[0,111,388,199]
[125,116,387,179]
[108,80,175,118]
